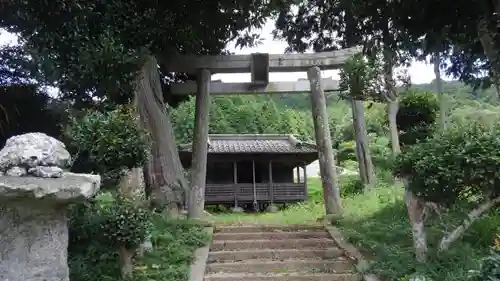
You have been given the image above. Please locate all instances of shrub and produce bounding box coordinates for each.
[397,91,439,147]
[68,193,153,281]
[339,174,364,197]
[394,123,500,206]
[469,239,500,281]
[393,122,500,259]
[65,105,150,188]
[337,140,357,162]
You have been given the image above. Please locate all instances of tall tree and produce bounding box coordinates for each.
[274,0,377,188]
[0,0,290,215]
[392,0,500,95]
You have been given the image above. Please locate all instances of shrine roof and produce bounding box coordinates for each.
[178,134,317,154]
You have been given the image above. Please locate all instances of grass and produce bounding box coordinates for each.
[132,215,210,281]
[69,214,210,281]
[209,174,500,281]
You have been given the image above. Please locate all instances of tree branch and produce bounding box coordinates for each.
[438,196,500,252]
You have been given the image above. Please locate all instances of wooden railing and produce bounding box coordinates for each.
[205,183,307,204]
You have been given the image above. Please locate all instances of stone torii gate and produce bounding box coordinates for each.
[163,46,361,219]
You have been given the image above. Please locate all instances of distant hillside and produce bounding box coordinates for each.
[253,80,498,111]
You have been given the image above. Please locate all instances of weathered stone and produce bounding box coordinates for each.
[0,172,100,202]
[0,132,71,171]
[0,204,69,281]
[5,166,27,177]
[28,166,63,178]
[0,172,101,281]
[266,204,279,213]
[231,206,244,213]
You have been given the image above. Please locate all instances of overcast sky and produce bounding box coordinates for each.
[0,20,450,86]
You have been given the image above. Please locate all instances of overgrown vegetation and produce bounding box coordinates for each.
[69,196,209,281]
[200,80,500,281]
[65,106,209,281]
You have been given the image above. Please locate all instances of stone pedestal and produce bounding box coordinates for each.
[0,133,101,281]
[1,204,69,281]
[0,174,101,281]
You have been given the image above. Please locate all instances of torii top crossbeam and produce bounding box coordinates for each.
[162,46,361,74]
[163,46,361,95]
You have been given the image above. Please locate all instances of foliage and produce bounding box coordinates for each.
[394,123,500,206]
[273,0,499,91]
[69,193,152,250]
[397,91,440,146]
[469,246,500,281]
[98,195,153,250]
[340,174,365,197]
[68,199,209,281]
[0,0,292,108]
[65,106,149,187]
[339,54,387,101]
[0,84,65,146]
[170,96,313,144]
[131,217,210,281]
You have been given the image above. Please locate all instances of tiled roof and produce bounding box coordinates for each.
[179,134,317,154]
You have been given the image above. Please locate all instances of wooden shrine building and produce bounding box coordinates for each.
[179,134,318,208]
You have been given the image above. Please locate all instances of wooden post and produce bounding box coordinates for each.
[303,163,308,189]
[296,166,300,183]
[268,160,274,205]
[233,161,239,207]
[351,99,375,187]
[303,163,308,199]
[307,66,342,215]
[187,68,211,219]
[252,160,257,209]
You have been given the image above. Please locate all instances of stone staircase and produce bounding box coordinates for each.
[204,224,360,281]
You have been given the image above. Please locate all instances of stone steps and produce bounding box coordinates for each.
[214,224,325,233]
[213,231,331,240]
[211,238,336,251]
[204,224,358,281]
[206,259,353,274]
[207,248,345,262]
[205,273,361,281]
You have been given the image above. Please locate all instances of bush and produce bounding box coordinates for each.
[68,201,209,281]
[394,123,500,206]
[469,244,500,281]
[397,91,439,147]
[65,106,150,188]
[339,174,364,197]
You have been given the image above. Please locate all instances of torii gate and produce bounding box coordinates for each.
[163,46,361,219]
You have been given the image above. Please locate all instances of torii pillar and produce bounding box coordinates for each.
[188,69,211,219]
[308,66,342,216]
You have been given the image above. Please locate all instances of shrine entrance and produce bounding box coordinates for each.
[162,46,361,218]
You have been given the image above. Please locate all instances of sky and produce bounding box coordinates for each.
[0,20,451,87]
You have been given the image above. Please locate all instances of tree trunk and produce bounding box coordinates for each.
[438,196,500,252]
[433,52,446,130]
[135,55,188,216]
[119,245,134,279]
[187,69,211,219]
[387,101,401,154]
[384,52,428,262]
[118,168,145,199]
[405,189,427,262]
[351,99,375,188]
[307,66,342,216]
